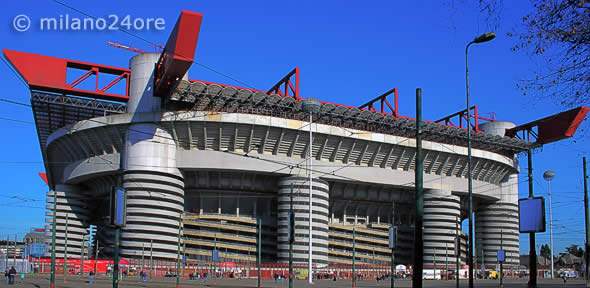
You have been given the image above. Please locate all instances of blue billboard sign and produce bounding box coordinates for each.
[518,197,546,233]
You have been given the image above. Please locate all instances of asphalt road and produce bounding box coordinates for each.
[3,275,588,287]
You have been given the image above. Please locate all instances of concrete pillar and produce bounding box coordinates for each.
[127,53,162,114]
[236,194,240,217]
[423,189,460,267]
[121,53,184,260]
[218,193,222,214]
[44,184,89,258]
[253,199,257,217]
[276,176,329,264]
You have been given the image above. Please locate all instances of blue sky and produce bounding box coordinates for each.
[0,0,587,255]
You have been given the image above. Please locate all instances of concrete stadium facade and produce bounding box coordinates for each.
[42,53,528,269]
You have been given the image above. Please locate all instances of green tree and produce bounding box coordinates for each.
[540,244,552,260]
[565,244,584,257]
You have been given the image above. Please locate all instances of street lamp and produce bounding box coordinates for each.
[465,31,495,288]
[302,97,321,284]
[543,170,556,279]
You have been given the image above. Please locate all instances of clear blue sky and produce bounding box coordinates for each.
[0,0,587,256]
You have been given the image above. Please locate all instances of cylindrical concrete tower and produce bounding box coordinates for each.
[476,174,520,267]
[44,185,89,258]
[276,176,329,264]
[127,53,162,114]
[479,121,516,137]
[120,53,185,259]
[423,189,461,267]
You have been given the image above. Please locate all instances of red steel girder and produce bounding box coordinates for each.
[154,10,203,98]
[3,49,130,102]
[267,67,299,100]
[506,106,589,144]
[434,106,497,132]
[39,173,48,185]
[358,88,399,117]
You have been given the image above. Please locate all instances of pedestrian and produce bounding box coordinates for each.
[89,270,94,284]
[9,266,16,285]
[5,268,9,285]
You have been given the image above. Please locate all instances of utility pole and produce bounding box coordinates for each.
[150,240,153,281]
[352,226,356,288]
[257,217,262,288]
[94,239,99,275]
[64,214,68,282]
[112,174,124,288]
[446,242,448,281]
[81,235,85,277]
[301,98,321,285]
[214,233,217,285]
[435,249,437,280]
[4,234,8,272]
[391,200,395,288]
[500,229,504,288]
[176,211,182,288]
[22,234,27,276]
[142,243,145,273]
[456,216,460,288]
[528,150,537,288]
[113,223,120,287]
[583,157,589,287]
[289,183,294,288]
[12,234,16,269]
[482,249,485,278]
[50,190,57,288]
[182,242,186,281]
[373,249,376,280]
[413,88,424,288]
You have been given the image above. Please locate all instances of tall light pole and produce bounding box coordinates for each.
[465,31,495,288]
[543,170,555,279]
[302,97,321,284]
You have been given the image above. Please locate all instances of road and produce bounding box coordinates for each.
[3,275,588,287]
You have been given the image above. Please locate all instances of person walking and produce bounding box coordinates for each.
[5,268,9,285]
[9,266,16,285]
[89,270,94,284]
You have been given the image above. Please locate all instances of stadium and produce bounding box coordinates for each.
[5,9,584,275]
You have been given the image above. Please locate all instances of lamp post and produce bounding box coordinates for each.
[465,31,495,288]
[302,97,321,285]
[543,170,556,279]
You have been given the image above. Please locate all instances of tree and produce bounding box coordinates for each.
[451,0,589,108]
[565,244,584,257]
[540,243,552,260]
[508,0,589,108]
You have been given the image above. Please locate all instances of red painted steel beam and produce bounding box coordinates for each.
[506,106,589,144]
[434,106,491,132]
[267,67,299,100]
[154,10,203,98]
[358,88,398,117]
[38,173,48,185]
[2,49,130,102]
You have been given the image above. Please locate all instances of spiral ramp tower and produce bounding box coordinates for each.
[44,185,90,258]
